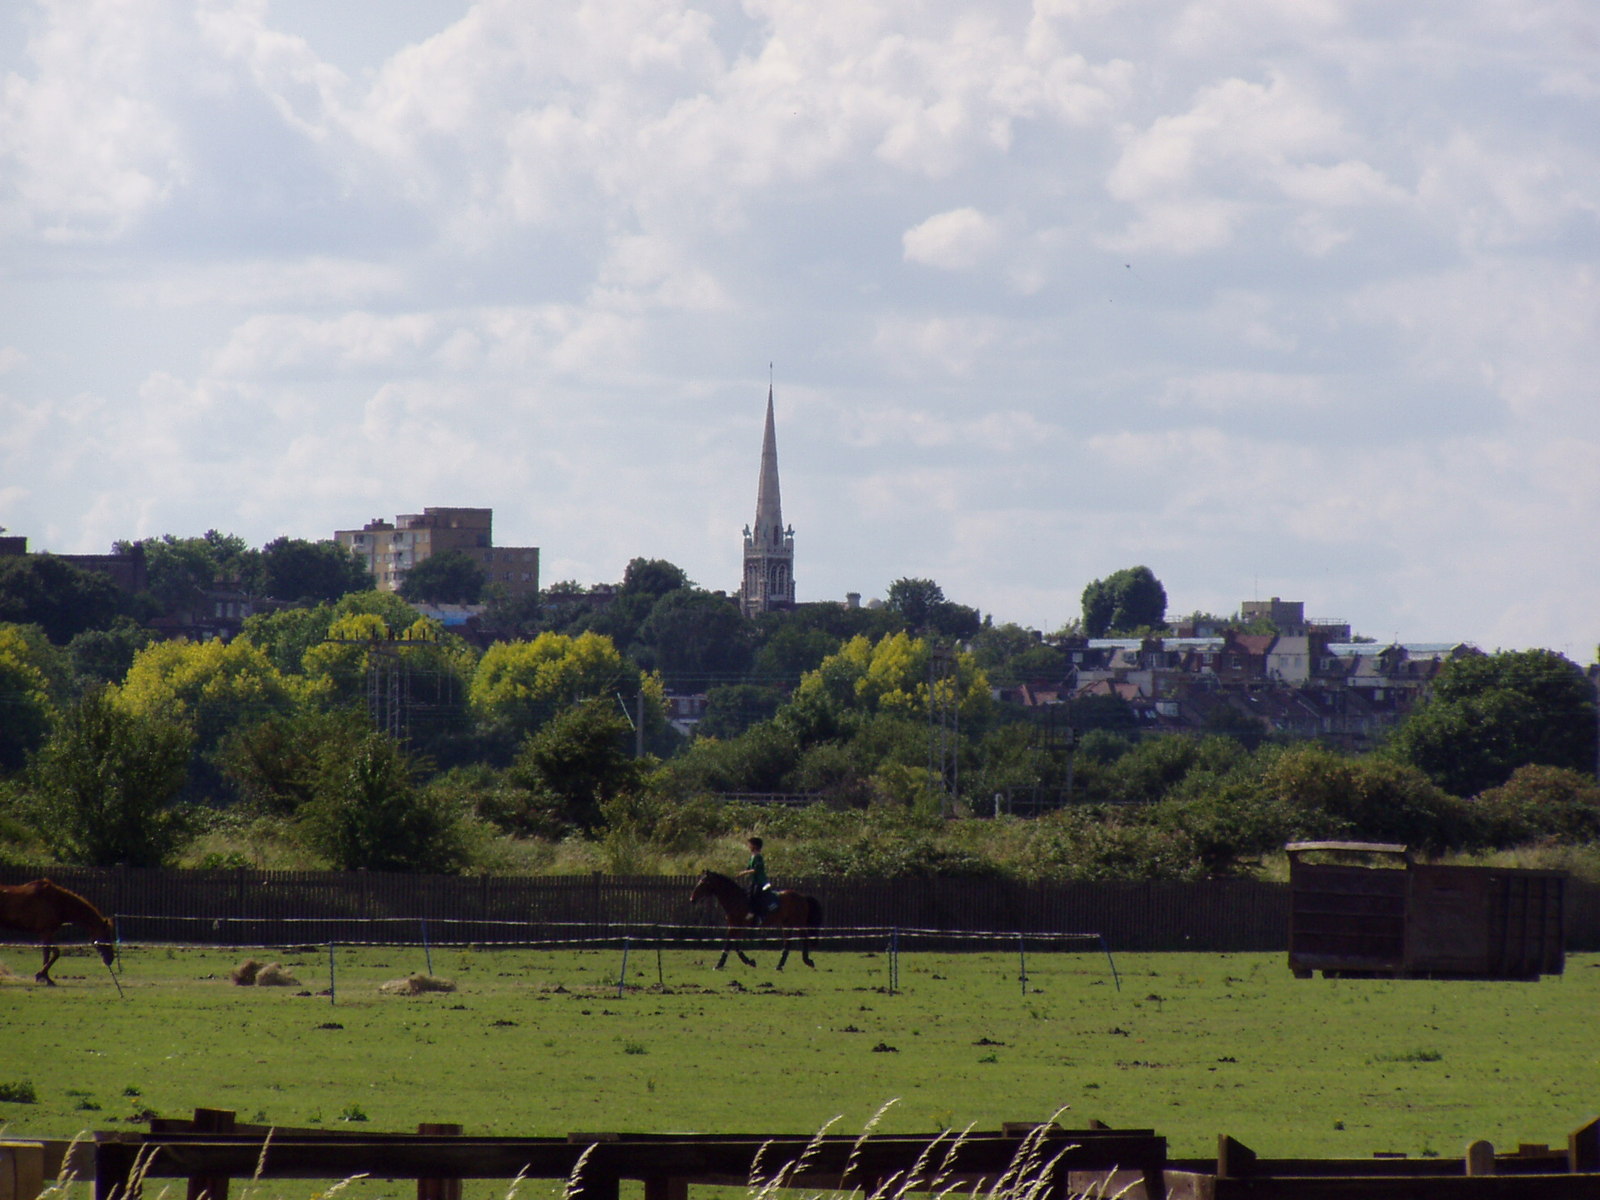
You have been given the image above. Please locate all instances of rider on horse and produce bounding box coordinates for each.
[737,835,773,925]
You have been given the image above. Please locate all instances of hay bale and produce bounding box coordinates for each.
[379,973,457,996]
[255,963,299,987]
[231,959,264,985]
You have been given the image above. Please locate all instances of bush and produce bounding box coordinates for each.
[298,732,469,872]
[1471,765,1600,847]
[24,687,195,867]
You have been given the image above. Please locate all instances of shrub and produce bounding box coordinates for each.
[1471,765,1600,847]
[0,1080,39,1104]
[298,731,469,872]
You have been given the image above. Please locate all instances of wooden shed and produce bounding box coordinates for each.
[1286,841,1566,979]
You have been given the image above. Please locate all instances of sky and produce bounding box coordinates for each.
[1,0,1596,659]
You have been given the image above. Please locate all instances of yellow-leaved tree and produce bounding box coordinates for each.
[116,636,298,753]
[470,630,664,739]
[790,631,990,724]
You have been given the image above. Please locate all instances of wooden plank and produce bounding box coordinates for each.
[415,1123,461,1200]
[185,1106,234,1200]
[0,1143,46,1200]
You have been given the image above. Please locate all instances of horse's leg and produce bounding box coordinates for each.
[776,929,790,971]
[715,930,732,970]
[37,944,59,986]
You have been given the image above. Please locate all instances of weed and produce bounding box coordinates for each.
[338,1103,368,1122]
[1375,1049,1444,1064]
[0,1080,38,1104]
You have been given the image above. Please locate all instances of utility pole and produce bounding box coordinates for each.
[928,644,959,816]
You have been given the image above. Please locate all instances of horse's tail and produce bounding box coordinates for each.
[805,895,822,929]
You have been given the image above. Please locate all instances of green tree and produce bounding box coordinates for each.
[885,578,982,638]
[1387,649,1598,797]
[505,698,646,833]
[0,555,126,643]
[1255,743,1470,850]
[217,709,367,817]
[25,687,194,866]
[1081,566,1168,637]
[399,550,485,604]
[750,622,843,686]
[1472,764,1600,846]
[67,618,160,687]
[126,531,259,614]
[697,684,787,739]
[299,730,468,871]
[621,558,692,600]
[637,589,753,690]
[260,537,371,603]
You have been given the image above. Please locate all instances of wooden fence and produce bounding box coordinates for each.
[6,866,1600,953]
[9,1107,1600,1200]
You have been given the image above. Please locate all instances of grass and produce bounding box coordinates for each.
[1,943,1596,1165]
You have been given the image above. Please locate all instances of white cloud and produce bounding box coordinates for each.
[902,207,1001,269]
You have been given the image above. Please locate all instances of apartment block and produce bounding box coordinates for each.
[335,507,539,599]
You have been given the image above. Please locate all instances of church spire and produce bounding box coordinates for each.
[741,380,795,616]
[754,384,783,548]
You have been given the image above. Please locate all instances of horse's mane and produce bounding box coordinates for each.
[699,870,736,886]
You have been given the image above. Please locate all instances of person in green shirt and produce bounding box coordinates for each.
[737,835,770,925]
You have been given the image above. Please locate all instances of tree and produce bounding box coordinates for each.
[217,709,367,817]
[1472,764,1600,846]
[299,730,468,871]
[0,555,126,643]
[505,699,646,832]
[1081,566,1168,637]
[25,688,194,866]
[399,550,485,604]
[1254,743,1470,850]
[1386,649,1598,797]
[117,637,298,755]
[126,531,259,614]
[68,618,160,687]
[884,578,982,638]
[636,589,753,690]
[0,624,70,773]
[621,558,692,600]
[260,537,371,603]
[786,632,991,736]
[470,631,661,739]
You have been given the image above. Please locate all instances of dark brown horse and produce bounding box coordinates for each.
[0,879,116,985]
[690,870,821,970]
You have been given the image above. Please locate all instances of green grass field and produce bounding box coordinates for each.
[2,940,1595,1165]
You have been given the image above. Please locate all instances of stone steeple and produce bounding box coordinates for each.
[740,384,795,616]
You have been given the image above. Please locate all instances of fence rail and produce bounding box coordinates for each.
[10,1108,1600,1200]
[5,866,1600,953]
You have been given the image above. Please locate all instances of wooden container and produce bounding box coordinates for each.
[1286,841,1565,979]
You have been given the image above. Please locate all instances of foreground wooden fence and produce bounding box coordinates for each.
[8,1108,1600,1200]
[5,867,1600,953]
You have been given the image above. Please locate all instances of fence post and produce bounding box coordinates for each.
[186,1107,236,1200]
[0,1141,46,1200]
[416,1123,462,1200]
[1569,1116,1600,1172]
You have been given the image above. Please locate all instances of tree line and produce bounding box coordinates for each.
[1,535,1596,880]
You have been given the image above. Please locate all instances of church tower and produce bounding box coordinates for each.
[740,384,795,617]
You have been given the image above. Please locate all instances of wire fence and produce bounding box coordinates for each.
[99,914,1121,1002]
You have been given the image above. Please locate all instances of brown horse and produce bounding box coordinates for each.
[0,878,116,985]
[690,870,821,970]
